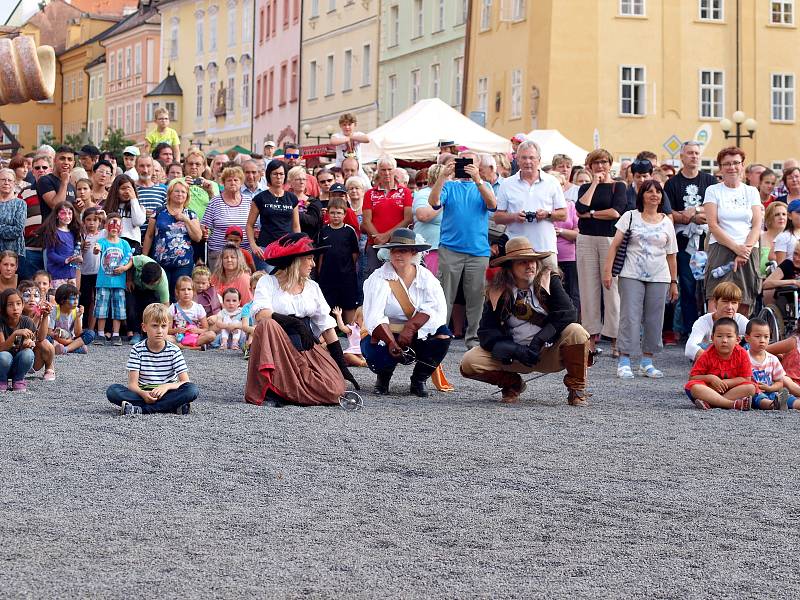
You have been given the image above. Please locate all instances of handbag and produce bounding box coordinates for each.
[611,211,633,277]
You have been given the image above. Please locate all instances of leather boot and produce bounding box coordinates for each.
[374,369,394,395]
[460,366,526,403]
[410,337,450,398]
[326,341,360,390]
[561,343,591,406]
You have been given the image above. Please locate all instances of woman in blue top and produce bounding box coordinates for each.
[411,165,443,274]
[142,178,203,301]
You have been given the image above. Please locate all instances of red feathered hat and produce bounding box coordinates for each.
[263,233,329,269]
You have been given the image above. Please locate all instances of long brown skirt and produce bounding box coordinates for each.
[244,319,345,406]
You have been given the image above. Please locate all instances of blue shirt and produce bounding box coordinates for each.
[411,187,442,250]
[438,180,493,257]
[96,237,132,289]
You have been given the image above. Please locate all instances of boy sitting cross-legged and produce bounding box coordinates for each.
[106,303,199,415]
[685,317,755,411]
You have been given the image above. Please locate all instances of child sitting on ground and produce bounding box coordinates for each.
[746,317,794,410]
[193,265,222,329]
[168,276,215,349]
[224,226,256,273]
[33,270,55,305]
[766,320,800,409]
[332,305,367,367]
[685,317,756,410]
[240,270,265,358]
[18,279,55,381]
[210,244,252,305]
[684,282,749,362]
[218,287,244,350]
[49,283,95,354]
[0,288,41,391]
[106,303,198,415]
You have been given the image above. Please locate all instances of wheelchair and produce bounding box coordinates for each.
[759,286,800,342]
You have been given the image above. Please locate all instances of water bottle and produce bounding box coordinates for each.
[72,243,82,271]
[711,261,735,278]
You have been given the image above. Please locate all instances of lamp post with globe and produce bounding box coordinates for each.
[719,111,757,147]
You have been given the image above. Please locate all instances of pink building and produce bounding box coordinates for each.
[252,0,301,152]
[101,6,161,147]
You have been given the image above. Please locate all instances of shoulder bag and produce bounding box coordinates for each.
[611,211,633,277]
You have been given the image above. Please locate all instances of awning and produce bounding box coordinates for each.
[300,143,335,158]
[226,145,252,156]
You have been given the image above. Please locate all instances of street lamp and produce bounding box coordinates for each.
[720,110,757,147]
[302,124,334,144]
[190,138,214,150]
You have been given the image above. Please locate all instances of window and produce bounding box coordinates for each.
[699,69,724,119]
[620,0,645,16]
[328,0,335,10]
[457,0,467,24]
[209,81,216,115]
[453,56,463,108]
[771,1,794,24]
[36,125,54,145]
[170,19,179,58]
[196,84,203,117]
[311,0,319,17]
[271,0,277,35]
[436,0,445,31]
[97,119,103,141]
[410,69,421,104]
[477,77,488,113]
[71,77,76,101]
[125,103,132,133]
[117,108,123,130]
[264,4,271,39]
[134,44,142,75]
[255,75,261,113]
[388,74,397,117]
[0,123,18,145]
[362,43,371,86]
[430,63,440,97]
[772,73,795,121]
[98,74,103,98]
[480,0,491,30]
[267,68,274,110]
[228,7,236,45]
[242,73,250,110]
[513,0,525,20]
[196,20,204,53]
[510,68,521,118]
[62,76,69,102]
[294,0,300,23]
[116,51,123,83]
[87,121,94,143]
[228,75,235,112]
[284,0,290,27]
[146,102,157,122]
[290,57,298,101]
[700,158,715,174]
[620,65,646,115]
[134,101,141,132]
[325,54,334,96]
[209,13,217,51]
[308,60,318,99]
[109,58,115,82]
[243,0,252,41]
[699,0,723,20]
[343,49,352,91]
[109,107,115,128]
[279,63,287,105]
[413,0,423,37]
[89,77,95,100]
[124,47,131,78]
[165,102,176,121]
[389,5,399,46]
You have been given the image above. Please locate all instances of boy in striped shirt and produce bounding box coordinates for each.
[106,303,199,415]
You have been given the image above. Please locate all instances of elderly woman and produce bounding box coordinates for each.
[0,169,26,257]
[460,236,592,406]
[361,228,452,397]
[703,146,763,315]
[143,178,203,299]
[574,148,627,356]
[244,233,358,407]
[201,165,254,270]
[287,165,323,240]
[9,155,30,196]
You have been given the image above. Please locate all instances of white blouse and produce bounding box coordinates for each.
[250,274,336,337]
[363,263,447,338]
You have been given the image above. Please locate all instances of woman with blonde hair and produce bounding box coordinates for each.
[210,243,253,304]
[287,165,323,240]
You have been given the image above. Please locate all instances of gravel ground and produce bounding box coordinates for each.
[1,339,800,598]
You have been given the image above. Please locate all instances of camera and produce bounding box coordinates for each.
[524,211,537,222]
[13,335,23,349]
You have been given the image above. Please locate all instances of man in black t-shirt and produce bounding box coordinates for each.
[35,145,76,223]
[664,141,718,333]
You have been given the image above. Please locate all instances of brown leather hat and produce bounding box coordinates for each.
[489,236,552,267]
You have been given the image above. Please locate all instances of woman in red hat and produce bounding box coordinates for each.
[245,233,359,407]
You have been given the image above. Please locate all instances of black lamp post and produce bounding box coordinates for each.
[720,111,757,147]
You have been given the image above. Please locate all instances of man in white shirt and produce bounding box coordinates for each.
[493,140,567,270]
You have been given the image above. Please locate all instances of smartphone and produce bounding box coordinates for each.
[454,157,471,179]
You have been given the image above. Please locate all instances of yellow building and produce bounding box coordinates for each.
[156,0,254,154]
[299,0,379,141]
[466,0,800,167]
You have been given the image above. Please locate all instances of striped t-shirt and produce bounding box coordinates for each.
[201,194,255,252]
[137,183,167,235]
[126,340,188,389]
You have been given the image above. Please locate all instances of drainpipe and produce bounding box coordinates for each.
[460,0,472,115]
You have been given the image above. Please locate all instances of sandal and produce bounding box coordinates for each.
[638,364,664,379]
[43,369,55,382]
[610,342,620,359]
[732,397,751,411]
[616,365,634,379]
[693,398,711,410]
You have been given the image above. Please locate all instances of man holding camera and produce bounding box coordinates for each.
[429,151,497,350]
[493,140,566,271]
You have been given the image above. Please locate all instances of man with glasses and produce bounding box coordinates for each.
[665,141,718,332]
[494,141,566,272]
[19,154,52,279]
[282,142,320,197]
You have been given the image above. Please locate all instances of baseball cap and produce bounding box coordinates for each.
[630,159,653,175]
[264,140,276,147]
[329,183,347,195]
[77,144,100,157]
[788,199,800,213]
[225,225,244,238]
[437,139,455,148]
[123,145,140,156]
[511,133,528,143]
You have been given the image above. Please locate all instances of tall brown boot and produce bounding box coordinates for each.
[561,343,591,406]
[460,366,526,403]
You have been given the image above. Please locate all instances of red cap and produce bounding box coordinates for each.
[224,225,243,238]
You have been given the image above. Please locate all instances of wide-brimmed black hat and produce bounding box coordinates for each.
[373,228,431,252]
[264,233,329,269]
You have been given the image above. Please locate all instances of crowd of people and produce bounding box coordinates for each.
[2,105,800,414]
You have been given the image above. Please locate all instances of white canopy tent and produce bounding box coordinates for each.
[361,98,512,162]
[524,129,590,166]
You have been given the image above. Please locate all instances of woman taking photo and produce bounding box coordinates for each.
[142,178,203,299]
[603,180,678,380]
[0,169,26,258]
[244,233,359,407]
[247,160,300,270]
[287,165,323,241]
[201,166,254,270]
[183,147,219,219]
[574,148,627,356]
[361,229,451,397]
[703,147,763,315]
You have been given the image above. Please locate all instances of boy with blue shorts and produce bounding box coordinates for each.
[93,213,132,345]
[745,317,793,410]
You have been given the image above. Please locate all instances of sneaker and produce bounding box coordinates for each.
[0,380,7,392]
[174,402,191,415]
[693,398,711,410]
[130,333,143,345]
[43,369,55,382]
[111,335,122,346]
[93,335,105,346]
[617,365,635,379]
[663,331,678,346]
[777,389,790,411]
[638,364,664,378]
[732,397,751,411]
[243,347,250,360]
[12,380,27,392]
[120,401,142,415]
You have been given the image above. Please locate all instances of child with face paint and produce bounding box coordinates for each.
[79,207,104,332]
[42,201,83,289]
[17,279,56,381]
[49,283,95,354]
[92,213,133,345]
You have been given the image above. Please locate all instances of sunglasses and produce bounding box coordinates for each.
[284,153,300,159]
[318,178,334,184]
[33,165,49,171]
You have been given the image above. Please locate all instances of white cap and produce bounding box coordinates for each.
[264,139,276,147]
[123,145,140,156]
